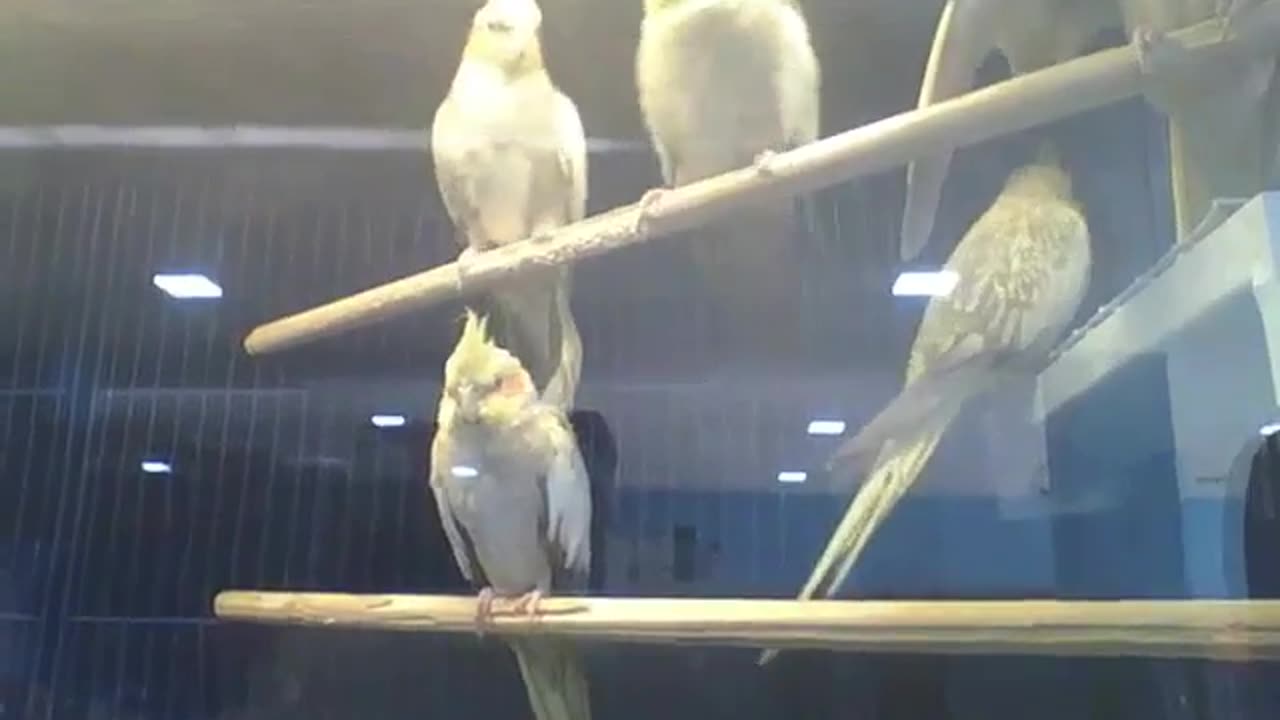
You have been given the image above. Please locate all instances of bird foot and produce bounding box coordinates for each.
[633,188,669,234]
[474,587,497,635]
[753,149,780,178]
[1130,25,1185,115]
[1215,0,1252,42]
[511,589,545,618]
[530,227,558,244]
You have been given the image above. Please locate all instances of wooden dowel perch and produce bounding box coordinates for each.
[216,591,1280,661]
[243,3,1280,356]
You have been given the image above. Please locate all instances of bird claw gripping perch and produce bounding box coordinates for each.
[1130,25,1188,115]
[633,187,670,234]
[753,149,780,178]
[475,586,498,636]
[511,589,545,618]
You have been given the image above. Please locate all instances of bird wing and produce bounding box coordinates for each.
[430,95,482,249]
[429,430,488,588]
[539,414,592,589]
[553,91,589,224]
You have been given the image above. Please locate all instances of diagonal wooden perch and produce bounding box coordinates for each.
[216,591,1280,661]
[242,3,1280,356]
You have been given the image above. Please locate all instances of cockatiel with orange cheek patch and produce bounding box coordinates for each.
[430,310,593,720]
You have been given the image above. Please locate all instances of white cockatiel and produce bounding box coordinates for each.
[761,145,1092,665]
[430,310,593,720]
[431,0,587,410]
[634,0,821,354]
[900,0,1279,261]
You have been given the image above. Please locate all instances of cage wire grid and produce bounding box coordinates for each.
[0,125,904,719]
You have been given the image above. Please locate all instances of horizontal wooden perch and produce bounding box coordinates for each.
[215,591,1280,661]
[242,2,1280,356]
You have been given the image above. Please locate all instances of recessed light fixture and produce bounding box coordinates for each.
[807,419,846,436]
[152,273,223,299]
[451,465,479,478]
[140,460,173,474]
[777,471,807,484]
[892,270,958,298]
[370,414,407,428]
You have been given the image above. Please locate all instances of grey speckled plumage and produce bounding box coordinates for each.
[635,0,821,358]
[431,0,586,410]
[761,146,1092,665]
[431,311,592,720]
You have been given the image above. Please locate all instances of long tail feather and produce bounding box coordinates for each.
[540,269,582,411]
[690,198,809,364]
[486,268,581,410]
[509,637,592,720]
[757,426,945,666]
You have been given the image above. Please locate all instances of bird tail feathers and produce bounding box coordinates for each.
[757,426,945,666]
[509,636,592,720]
[485,267,581,410]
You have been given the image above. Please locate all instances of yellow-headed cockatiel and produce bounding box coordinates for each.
[431,0,586,410]
[430,310,593,720]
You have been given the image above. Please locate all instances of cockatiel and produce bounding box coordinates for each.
[634,0,821,356]
[898,0,1116,261]
[899,0,1279,261]
[431,0,587,410]
[430,310,593,720]
[761,145,1092,665]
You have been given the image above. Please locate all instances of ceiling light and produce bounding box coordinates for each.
[140,460,173,474]
[892,270,958,298]
[451,465,479,478]
[152,273,223,299]
[370,414,407,428]
[807,419,846,436]
[777,471,807,484]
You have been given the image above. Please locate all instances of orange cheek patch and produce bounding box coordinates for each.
[499,371,531,396]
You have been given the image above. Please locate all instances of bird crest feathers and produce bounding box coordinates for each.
[464,0,547,75]
[451,309,497,367]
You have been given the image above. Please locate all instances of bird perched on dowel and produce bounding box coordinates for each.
[431,0,587,410]
[634,0,822,359]
[900,0,1279,261]
[760,144,1092,665]
[430,310,593,720]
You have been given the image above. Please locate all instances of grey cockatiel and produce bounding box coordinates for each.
[761,145,1092,665]
[898,0,1116,261]
[634,0,821,355]
[431,0,586,410]
[430,310,593,720]
[899,0,1279,261]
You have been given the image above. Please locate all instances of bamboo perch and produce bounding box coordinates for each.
[216,591,1280,661]
[243,3,1280,356]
